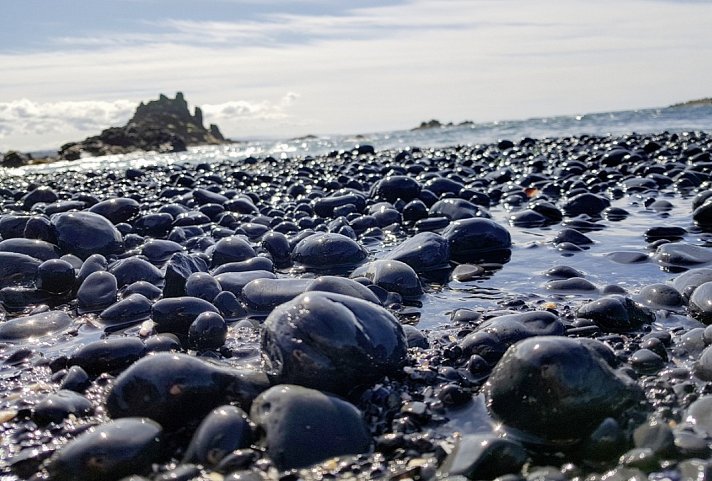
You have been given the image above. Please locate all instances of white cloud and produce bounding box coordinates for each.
[202,92,299,122]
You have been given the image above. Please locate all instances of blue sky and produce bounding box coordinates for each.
[1,0,711,151]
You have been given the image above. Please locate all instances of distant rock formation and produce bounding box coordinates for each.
[59,92,228,160]
[411,119,474,131]
[1,150,32,168]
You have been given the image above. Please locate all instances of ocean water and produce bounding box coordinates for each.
[7,104,712,175]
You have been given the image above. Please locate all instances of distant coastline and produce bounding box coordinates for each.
[669,97,712,108]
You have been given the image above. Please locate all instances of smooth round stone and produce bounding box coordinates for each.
[694,346,712,381]
[59,365,91,392]
[89,198,140,224]
[163,252,208,298]
[50,211,124,259]
[544,277,597,292]
[686,396,712,436]
[576,295,655,332]
[215,270,277,297]
[630,349,665,374]
[76,253,107,283]
[45,418,163,481]
[152,296,221,336]
[134,212,174,236]
[109,257,163,287]
[562,193,611,217]
[0,310,72,341]
[212,257,274,275]
[374,175,421,202]
[552,228,593,246]
[23,215,54,242]
[509,209,549,227]
[106,353,268,428]
[211,236,256,267]
[123,281,162,300]
[250,384,371,470]
[99,294,152,327]
[183,405,253,468]
[313,192,366,217]
[693,201,712,228]
[32,390,93,425]
[485,337,644,444]
[77,271,118,313]
[644,226,686,241]
[69,337,146,375]
[672,268,712,299]
[305,276,381,304]
[451,263,485,281]
[145,333,182,353]
[36,259,75,294]
[351,260,423,299]
[261,291,407,394]
[185,272,222,302]
[22,186,58,210]
[437,434,528,479]
[261,231,292,268]
[689,282,712,323]
[384,232,450,273]
[635,283,684,310]
[188,311,227,350]
[0,252,42,288]
[0,215,32,238]
[654,243,712,267]
[606,251,649,264]
[460,311,565,364]
[241,278,311,313]
[292,233,368,272]
[141,239,183,263]
[402,324,428,349]
[430,198,489,220]
[442,218,511,263]
[0,238,61,261]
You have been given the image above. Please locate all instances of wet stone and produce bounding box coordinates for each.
[261,291,407,394]
[106,352,268,429]
[544,265,585,279]
[653,243,712,267]
[437,434,528,480]
[36,259,75,294]
[485,336,644,445]
[442,218,512,264]
[109,257,163,287]
[241,278,310,313]
[351,260,423,299]
[215,270,276,297]
[77,271,117,314]
[292,233,368,272]
[305,275,381,304]
[250,384,371,470]
[163,252,208,298]
[152,296,220,336]
[45,418,163,481]
[552,228,593,246]
[188,311,227,350]
[68,337,146,375]
[50,211,124,259]
[0,252,42,288]
[672,267,712,299]
[0,310,72,341]
[576,295,655,332]
[384,232,450,273]
[606,251,649,264]
[123,280,162,300]
[635,283,684,311]
[88,198,140,224]
[544,277,597,292]
[0,238,61,261]
[211,236,256,267]
[99,293,152,327]
[32,390,93,425]
[460,311,565,364]
[212,256,274,275]
[689,282,712,323]
[183,405,253,468]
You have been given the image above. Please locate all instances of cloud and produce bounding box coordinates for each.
[0,99,135,139]
[202,92,300,122]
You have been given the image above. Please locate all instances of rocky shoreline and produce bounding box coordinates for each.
[1,130,712,480]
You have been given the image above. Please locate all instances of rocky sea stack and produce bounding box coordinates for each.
[59,92,227,160]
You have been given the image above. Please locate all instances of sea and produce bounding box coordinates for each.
[7,104,712,175]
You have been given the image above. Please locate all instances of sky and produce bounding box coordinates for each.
[1,0,711,152]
